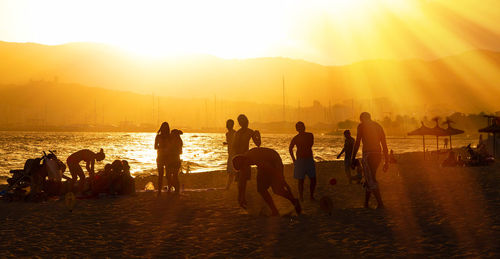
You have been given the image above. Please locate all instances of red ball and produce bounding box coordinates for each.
[329,178,337,185]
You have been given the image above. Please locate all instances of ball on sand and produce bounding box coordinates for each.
[319,196,333,215]
[329,178,337,185]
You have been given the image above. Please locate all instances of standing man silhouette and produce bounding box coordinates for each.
[337,130,355,184]
[289,121,316,201]
[224,119,237,190]
[232,114,261,208]
[351,112,389,209]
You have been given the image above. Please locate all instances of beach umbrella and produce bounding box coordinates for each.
[442,118,464,149]
[478,119,500,156]
[430,117,448,151]
[408,122,434,158]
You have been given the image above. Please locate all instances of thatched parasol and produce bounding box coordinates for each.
[478,118,500,156]
[408,122,434,158]
[442,118,464,149]
[430,117,448,151]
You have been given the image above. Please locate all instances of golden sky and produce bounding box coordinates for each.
[1,0,499,65]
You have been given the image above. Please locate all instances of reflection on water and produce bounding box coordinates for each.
[0,131,476,177]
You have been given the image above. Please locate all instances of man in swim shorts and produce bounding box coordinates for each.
[289,121,316,201]
[351,112,389,209]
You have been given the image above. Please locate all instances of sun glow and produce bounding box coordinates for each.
[4,0,497,64]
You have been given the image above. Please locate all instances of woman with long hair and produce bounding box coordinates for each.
[154,122,170,196]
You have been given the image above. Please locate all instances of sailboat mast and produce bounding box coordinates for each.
[282,75,285,122]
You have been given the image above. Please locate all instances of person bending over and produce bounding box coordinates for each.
[67,148,105,193]
[232,147,301,216]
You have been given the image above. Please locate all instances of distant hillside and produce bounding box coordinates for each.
[1,41,500,114]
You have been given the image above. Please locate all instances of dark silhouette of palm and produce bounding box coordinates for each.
[431,116,441,127]
[442,117,455,127]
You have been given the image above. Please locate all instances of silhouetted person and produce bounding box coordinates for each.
[155,122,170,196]
[233,147,301,216]
[67,148,105,193]
[443,138,449,149]
[232,114,261,206]
[351,112,389,209]
[167,129,183,194]
[224,119,237,190]
[289,121,316,201]
[337,130,355,184]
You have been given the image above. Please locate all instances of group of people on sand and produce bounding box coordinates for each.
[6,146,135,200]
[216,112,390,216]
[61,149,134,196]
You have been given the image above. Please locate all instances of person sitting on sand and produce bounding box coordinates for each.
[289,121,316,201]
[224,119,237,190]
[155,122,170,196]
[351,112,389,209]
[232,114,261,205]
[337,130,355,184]
[232,147,301,216]
[66,148,105,193]
[166,129,183,194]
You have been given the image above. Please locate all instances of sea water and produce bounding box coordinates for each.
[0,131,476,178]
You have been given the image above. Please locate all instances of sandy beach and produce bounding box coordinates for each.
[1,151,500,258]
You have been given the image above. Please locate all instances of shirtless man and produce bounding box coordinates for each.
[224,119,237,190]
[351,112,389,209]
[67,148,105,193]
[233,147,301,216]
[232,114,261,206]
[289,121,316,201]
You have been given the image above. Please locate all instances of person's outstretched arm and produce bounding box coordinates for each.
[86,160,94,176]
[289,138,296,163]
[380,126,389,171]
[351,126,362,167]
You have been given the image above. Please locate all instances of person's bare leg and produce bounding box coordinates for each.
[364,190,371,208]
[274,184,301,215]
[345,167,352,184]
[309,177,316,200]
[298,179,304,201]
[225,173,234,190]
[259,189,280,216]
[237,179,247,208]
[373,189,384,209]
[157,165,164,197]
[173,167,180,194]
